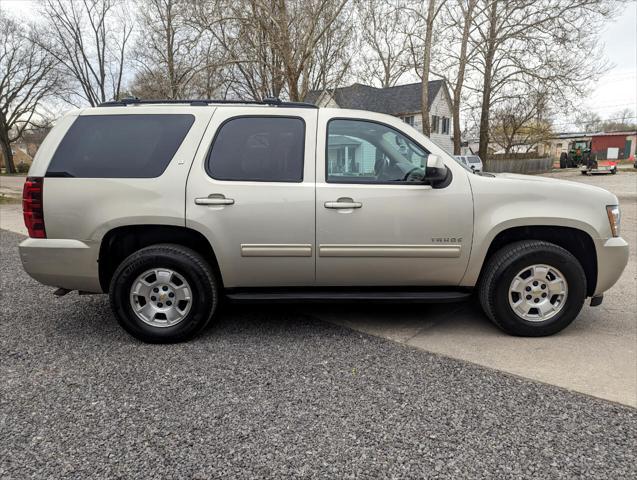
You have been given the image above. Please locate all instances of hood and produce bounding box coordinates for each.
[474,172,619,205]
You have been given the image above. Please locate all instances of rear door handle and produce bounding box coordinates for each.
[195,194,234,206]
[324,198,362,209]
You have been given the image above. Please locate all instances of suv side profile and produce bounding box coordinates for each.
[20,99,629,343]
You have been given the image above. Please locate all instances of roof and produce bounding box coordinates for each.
[591,131,637,137]
[551,130,636,140]
[305,81,445,115]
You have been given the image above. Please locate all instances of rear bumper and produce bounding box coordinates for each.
[19,238,102,293]
[594,237,629,295]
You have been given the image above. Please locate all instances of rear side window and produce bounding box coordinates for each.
[206,116,304,182]
[47,114,195,178]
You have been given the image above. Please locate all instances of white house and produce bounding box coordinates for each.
[305,81,454,154]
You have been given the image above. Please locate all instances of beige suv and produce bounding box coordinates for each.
[19,99,629,343]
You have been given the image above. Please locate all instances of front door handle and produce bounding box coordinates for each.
[324,197,362,209]
[195,194,235,206]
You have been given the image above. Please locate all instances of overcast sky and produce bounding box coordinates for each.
[2,0,636,129]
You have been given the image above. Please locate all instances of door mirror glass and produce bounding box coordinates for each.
[425,154,449,186]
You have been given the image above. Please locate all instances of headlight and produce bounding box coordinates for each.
[606,205,620,237]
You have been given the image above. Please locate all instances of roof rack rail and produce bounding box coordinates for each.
[99,97,318,109]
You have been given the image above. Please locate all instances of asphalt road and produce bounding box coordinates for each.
[1,229,636,479]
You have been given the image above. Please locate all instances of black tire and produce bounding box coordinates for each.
[109,244,218,343]
[478,240,586,336]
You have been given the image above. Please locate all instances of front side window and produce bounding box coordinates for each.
[207,116,305,182]
[47,114,195,178]
[327,119,429,184]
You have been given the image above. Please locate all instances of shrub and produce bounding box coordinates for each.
[16,161,30,173]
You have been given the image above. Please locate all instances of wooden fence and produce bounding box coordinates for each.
[483,156,553,174]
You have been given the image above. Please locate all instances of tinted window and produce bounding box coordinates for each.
[327,119,429,184]
[47,114,195,178]
[207,117,304,182]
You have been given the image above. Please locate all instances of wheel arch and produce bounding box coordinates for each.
[98,224,222,292]
[470,225,598,297]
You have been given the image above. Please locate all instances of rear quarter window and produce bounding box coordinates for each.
[46,114,195,178]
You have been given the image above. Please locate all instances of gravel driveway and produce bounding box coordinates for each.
[1,229,636,479]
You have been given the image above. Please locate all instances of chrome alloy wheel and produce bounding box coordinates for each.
[508,264,568,322]
[129,268,192,327]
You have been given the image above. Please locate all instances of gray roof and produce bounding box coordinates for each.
[305,80,445,115]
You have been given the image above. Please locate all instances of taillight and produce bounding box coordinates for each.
[23,177,46,238]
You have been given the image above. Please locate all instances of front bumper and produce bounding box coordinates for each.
[19,238,102,293]
[594,236,629,295]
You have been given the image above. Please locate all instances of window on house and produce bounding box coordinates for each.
[431,115,439,134]
[441,117,450,135]
[403,115,415,126]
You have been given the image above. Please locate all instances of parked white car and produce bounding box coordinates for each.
[454,154,484,172]
[19,99,628,342]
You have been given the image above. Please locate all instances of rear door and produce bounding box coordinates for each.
[186,107,317,288]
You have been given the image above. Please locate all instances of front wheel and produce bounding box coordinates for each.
[109,244,218,343]
[478,240,586,336]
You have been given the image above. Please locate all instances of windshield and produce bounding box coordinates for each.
[468,156,481,164]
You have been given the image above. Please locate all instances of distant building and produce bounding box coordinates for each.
[306,81,454,153]
[591,131,636,160]
[544,131,636,160]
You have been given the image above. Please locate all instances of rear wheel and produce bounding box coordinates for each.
[109,244,218,343]
[478,240,586,336]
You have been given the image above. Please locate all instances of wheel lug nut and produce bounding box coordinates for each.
[166,301,172,306]
[542,293,547,298]
[151,296,156,301]
[526,295,532,300]
[541,284,546,289]
[534,298,539,303]
[169,292,174,298]
[162,286,168,291]
[525,286,531,292]
[157,302,163,307]
[153,287,159,293]
[533,281,538,286]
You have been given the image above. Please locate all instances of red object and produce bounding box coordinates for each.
[22,177,46,238]
[592,135,628,159]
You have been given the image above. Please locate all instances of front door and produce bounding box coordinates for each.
[186,108,317,288]
[315,112,473,286]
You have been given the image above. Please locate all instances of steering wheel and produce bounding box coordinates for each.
[403,167,425,183]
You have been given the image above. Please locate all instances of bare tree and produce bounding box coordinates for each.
[37,0,133,106]
[193,0,352,101]
[574,111,602,132]
[0,17,59,173]
[437,0,479,153]
[600,108,637,132]
[470,0,618,160]
[490,90,552,154]
[419,0,446,135]
[355,0,418,88]
[132,0,208,99]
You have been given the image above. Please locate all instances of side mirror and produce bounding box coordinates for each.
[425,154,450,186]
